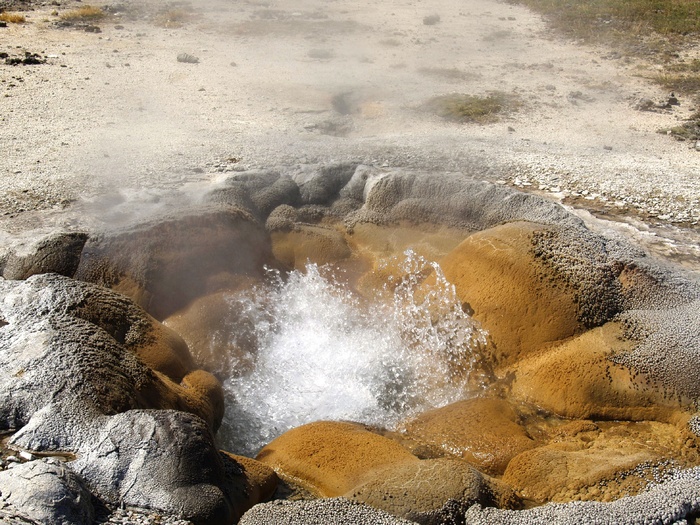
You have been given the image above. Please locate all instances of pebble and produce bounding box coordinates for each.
[176,53,199,64]
[18,451,34,461]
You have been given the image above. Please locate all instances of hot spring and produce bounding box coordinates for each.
[219,251,487,455]
[6,165,700,523]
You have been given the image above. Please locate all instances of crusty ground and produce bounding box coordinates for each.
[1,0,699,266]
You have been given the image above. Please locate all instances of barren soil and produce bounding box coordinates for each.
[1,0,699,267]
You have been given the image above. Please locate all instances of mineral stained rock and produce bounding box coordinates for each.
[3,164,700,524]
[75,206,272,320]
[346,458,519,524]
[0,231,88,280]
[401,398,538,476]
[256,421,419,497]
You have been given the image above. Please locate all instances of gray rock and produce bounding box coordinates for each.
[295,162,360,206]
[347,171,579,230]
[0,458,94,525]
[0,274,249,523]
[614,299,700,402]
[464,472,700,525]
[239,498,416,525]
[177,53,199,64]
[207,170,301,220]
[0,231,87,280]
[71,410,246,525]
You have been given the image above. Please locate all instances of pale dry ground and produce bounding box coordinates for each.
[0,0,699,266]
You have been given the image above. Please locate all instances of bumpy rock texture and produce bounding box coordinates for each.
[0,459,94,525]
[464,471,700,525]
[3,164,700,524]
[239,498,416,525]
[0,274,270,524]
[0,231,87,280]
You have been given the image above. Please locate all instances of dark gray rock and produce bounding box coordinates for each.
[295,162,360,206]
[71,410,247,525]
[0,458,94,525]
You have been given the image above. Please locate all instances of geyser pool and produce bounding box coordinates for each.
[220,251,488,455]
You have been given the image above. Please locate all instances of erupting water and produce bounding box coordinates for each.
[220,251,487,455]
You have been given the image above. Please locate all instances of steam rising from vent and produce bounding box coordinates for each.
[220,251,487,455]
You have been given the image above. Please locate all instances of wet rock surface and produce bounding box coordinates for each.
[256,421,419,497]
[401,398,538,476]
[346,458,519,523]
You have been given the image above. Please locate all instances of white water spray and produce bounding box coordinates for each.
[220,251,487,455]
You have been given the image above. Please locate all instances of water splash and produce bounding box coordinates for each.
[219,250,487,455]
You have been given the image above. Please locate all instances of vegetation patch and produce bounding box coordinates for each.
[59,5,105,22]
[425,92,520,124]
[508,0,700,103]
[0,12,25,23]
[508,0,700,43]
[659,111,700,141]
[417,67,480,82]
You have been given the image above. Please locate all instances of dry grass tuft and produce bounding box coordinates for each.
[59,6,105,22]
[0,12,26,23]
[659,111,700,141]
[425,92,520,124]
[654,72,700,95]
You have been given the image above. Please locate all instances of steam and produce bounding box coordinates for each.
[219,251,487,455]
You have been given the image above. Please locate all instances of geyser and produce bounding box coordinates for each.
[3,164,700,524]
[221,252,487,455]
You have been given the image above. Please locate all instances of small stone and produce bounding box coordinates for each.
[19,450,35,461]
[695,141,700,151]
[177,53,199,64]
[6,455,20,463]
